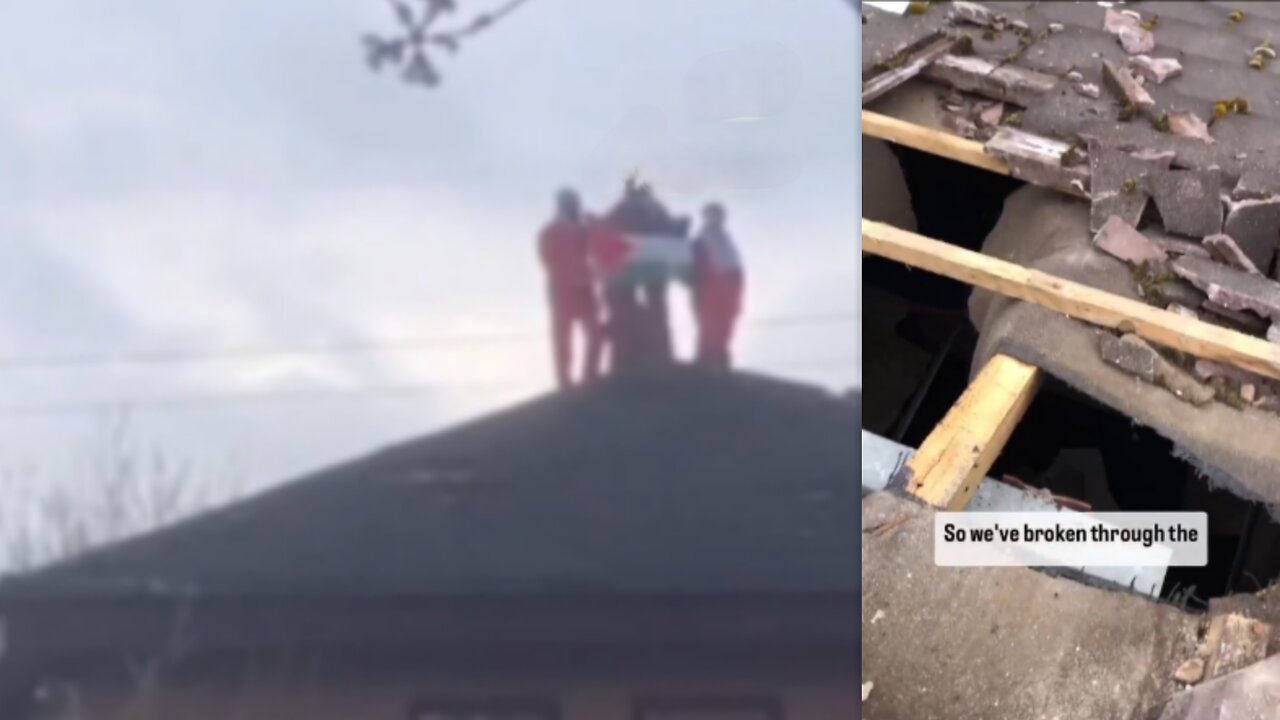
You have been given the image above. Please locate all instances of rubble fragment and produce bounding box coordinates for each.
[1147,229,1212,259]
[864,33,958,104]
[1065,70,1084,82]
[1098,333,1215,405]
[1203,233,1263,275]
[1099,333,1158,383]
[1129,55,1182,84]
[1232,167,1280,201]
[1075,82,1100,99]
[1223,197,1280,272]
[1102,59,1154,110]
[1270,323,1280,344]
[1093,215,1168,264]
[1048,22,1064,33]
[1242,383,1257,403]
[1088,145,1174,231]
[1103,8,1155,55]
[949,1,1002,28]
[1147,170,1224,238]
[1159,654,1280,720]
[1204,613,1272,679]
[1166,111,1214,144]
[1167,303,1200,320]
[1160,364,1218,405]
[985,127,1089,197]
[1173,255,1280,321]
[1194,359,1267,386]
[1174,657,1205,685]
[943,113,980,139]
[923,54,1056,107]
[977,101,1004,127]
[1201,301,1269,334]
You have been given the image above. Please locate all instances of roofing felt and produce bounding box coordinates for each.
[0,369,859,599]
[867,1,1280,184]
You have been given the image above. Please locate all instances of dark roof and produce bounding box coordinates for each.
[1,369,858,600]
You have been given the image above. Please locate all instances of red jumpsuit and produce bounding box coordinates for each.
[692,228,745,370]
[586,219,637,375]
[539,218,602,389]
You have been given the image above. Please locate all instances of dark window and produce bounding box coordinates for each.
[631,695,784,720]
[409,697,559,720]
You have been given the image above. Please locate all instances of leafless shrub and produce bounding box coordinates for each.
[0,410,242,575]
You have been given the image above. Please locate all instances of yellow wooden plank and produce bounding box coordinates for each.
[862,109,1010,176]
[906,354,1041,510]
[862,218,1280,381]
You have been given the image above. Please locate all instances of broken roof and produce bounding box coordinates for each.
[0,369,858,600]
[866,1,1280,182]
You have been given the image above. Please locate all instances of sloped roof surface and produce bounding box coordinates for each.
[2,370,858,599]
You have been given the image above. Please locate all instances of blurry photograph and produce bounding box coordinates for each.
[0,1,857,718]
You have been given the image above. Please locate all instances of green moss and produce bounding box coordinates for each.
[906,0,931,14]
[1209,376,1245,409]
[1133,261,1178,303]
[1060,144,1086,167]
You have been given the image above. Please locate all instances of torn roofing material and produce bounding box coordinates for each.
[970,185,1280,509]
[0,369,858,599]
[866,1,1280,187]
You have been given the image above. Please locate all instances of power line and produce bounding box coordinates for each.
[0,356,858,418]
[0,311,857,372]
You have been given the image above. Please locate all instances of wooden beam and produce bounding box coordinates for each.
[903,353,1041,510]
[862,110,1010,176]
[862,218,1280,381]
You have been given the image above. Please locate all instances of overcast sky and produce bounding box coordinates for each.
[0,0,857,501]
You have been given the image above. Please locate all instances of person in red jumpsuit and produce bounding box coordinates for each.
[691,202,745,370]
[538,189,602,389]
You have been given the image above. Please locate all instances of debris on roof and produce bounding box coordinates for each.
[1146,229,1212,259]
[1099,332,1215,406]
[1202,233,1262,276]
[985,126,1089,196]
[1103,8,1154,55]
[1146,170,1224,238]
[1088,144,1174,231]
[1223,197,1280,272]
[1159,653,1280,719]
[1165,111,1213,144]
[1092,215,1166,265]
[1173,256,1280,323]
[1129,55,1182,85]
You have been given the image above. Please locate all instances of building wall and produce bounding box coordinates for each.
[26,665,857,720]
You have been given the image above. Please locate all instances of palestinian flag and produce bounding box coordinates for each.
[588,219,692,285]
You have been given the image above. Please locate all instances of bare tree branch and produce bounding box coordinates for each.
[362,0,534,88]
[362,0,856,89]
